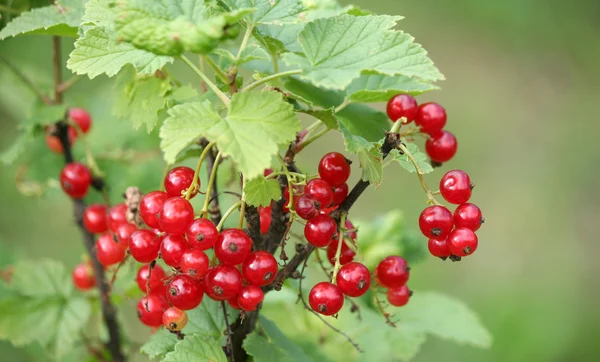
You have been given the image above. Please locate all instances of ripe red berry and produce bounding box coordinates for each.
[309,282,344,316]
[294,194,320,220]
[447,227,478,257]
[167,274,204,310]
[72,262,95,291]
[136,264,167,294]
[107,203,128,232]
[203,265,243,301]
[454,203,483,231]
[327,239,355,266]
[376,256,410,289]
[83,204,108,234]
[242,251,278,286]
[158,197,194,235]
[426,131,457,163]
[282,184,304,213]
[60,162,92,199]
[259,204,272,234]
[227,297,241,309]
[137,294,168,327]
[386,94,418,123]
[185,218,219,250]
[387,285,412,307]
[164,166,197,199]
[96,233,126,267]
[318,152,351,187]
[336,262,371,297]
[304,215,337,247]
[129,229,162,263]
[139,191,169,229]
[115,223,137,248]
[160,234,189,268]
[331,183,348,206]
[215,229,253,265]
[46,126,77,153]
[419,205,454,240]
[163,307,188,331]
[416,102,446,134]
[428,238,452,258]
[68,108,92,134]
[305,178,334,208]
[440,170,472,204]
[238,285,264,311]
[179,248,210,279]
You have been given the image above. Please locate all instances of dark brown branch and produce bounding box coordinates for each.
[221,301,235,362]
[231,310,258,361]
[0,54,51,104]
[244,205,264,250]
[52,36,63,104]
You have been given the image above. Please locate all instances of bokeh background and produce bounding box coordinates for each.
[1,0,599,361]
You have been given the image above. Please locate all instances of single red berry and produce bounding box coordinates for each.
[263,168,274,177]
[139,191,169,229]
[335,262,371,297]
[115,223,137,248]
[129,229,162,263]
[137,294,168,327]
[416,102,446,134]
[454,203,483,231]
[428,238,452,258]
[160,234,189,268]
[159,197,194,235]
[72,262,95,291]
[179,248,210,279]
[331,183,348,206]
[294,194,320,220]
[304,215,337,247]
[387,285,412,307]
[309,282,344,316]
[185,218,219,250]
[386,94,418,123]
[376,256,410,289]
[46,126,77,153]
[238,285,264,312]
[83,204,108,234]
[136,264,167,294]
[345,219,357,241]
[164,166,197,199]
[107,203,128,232]
[96,233,126,267]
[242,251,278,286]
[426,131,457,163]
[68,108,92,134]
[162,307,188,331]
[447,227,478,257]
[60,162,92,199]
[326,239,355,266]
[440,170,473,204]
[227,297,241,309]
[203,265,243,301]
[318,152,351,187]
[419,205,454,240]
[259,204,272,234]
[305,178,334,208]
[167,274,204,310]
[215,229,253,265]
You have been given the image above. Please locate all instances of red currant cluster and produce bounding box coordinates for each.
[46,108,92,154]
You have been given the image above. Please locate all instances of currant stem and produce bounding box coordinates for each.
[202,55,229,85]
[238,176,246,229]
[200,151,222,216]
[334,97,351,113]
[180,55,230,107]
[299,126,330,152]
[68,120,104,177]
[398,143,441,205]
[241,69,302,92]
[264,171,307,181]
[217,201,242,231]
[373,288,397,327]
[184,141,216,200]
[330,213,347,284]
[235,23,254,64]
[277,154,294,212]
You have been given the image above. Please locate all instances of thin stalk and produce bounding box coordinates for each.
[331,214,347,283]
[184,141,217,200]
[334,97,351,113]
[235,23,254,63]
[398,143,440,205]
[241,69,302,92]
[277,154,294,212]
[201,151,222,215]
[238,175,246,229]
[0,54,51,104]
[202,55,230,85]
[217,201,242,231]
[181,55,230,107]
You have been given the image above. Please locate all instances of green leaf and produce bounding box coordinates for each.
[140,329,178,360]
[298,108,337,129]
[26,103,68,130]
[244,176,282,207]
[244,316,315,362]
[390,144,434,174]
[0,0,85,39]
[162,335,227,362]
[160,91,300,178]
[224,0,306,24]
[339,123,383,186]
[282,14,444,90]
[1,133,30,166]
[213,44,270,69]
[347,72,439,103]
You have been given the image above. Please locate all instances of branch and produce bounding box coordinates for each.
[0,54,51,104]
[244,205,264,250]
[52,36,63,104]
[221,301,235,362]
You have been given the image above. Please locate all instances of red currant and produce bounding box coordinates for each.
[46,126,77,153]
[72,262,95,291]
[318,152,351,187]
[294,194,320,220]
[203,265,243,301]
[416,102,446,134]
[447,227,478,257]
[238,285,264,311]
[179,248,210,279]
[331,183,348,206]
[162,307,188,331]
[96,233,126,267]
[137,294,168,327]
[167,274,204,310]
[227,297,241,309]
[164,166,197,199]
[419,205,453,240]
[386,94,418,123]
[139,191,169,229]
[259,204,272,234]
[68,108,92,133]
[309,282,344,316]
[387,285,412,307]
[345,219,357,241]
[129,229,162,263]
[185,218,219,250]
[335,262,371,297]
[376,256,410,288]
[242,251,278,286]
[158,197,194,235]
[428,238,452,259]
[440,170,472,204]
[264,168,274,177]
[160,234,189,268]
[326,239,355,266]
[215,229,253,265]
[115,223,137,248]
[283,184,304,213]
[305,178,334,208]
[136,264,166,294]
[83,204,108,234]
[304,215,337,247]
[60,162,92,199]
[426,131,457,163]
[454,203,483,231]
[107,203,128,232]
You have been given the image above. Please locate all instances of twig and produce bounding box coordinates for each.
[0,54,51,104]
[56,75,81,94]
[203,143,223,225]
[181,55,230,107]
[373,289,397,327]
[221,301,235,362]
[52,36,63,104]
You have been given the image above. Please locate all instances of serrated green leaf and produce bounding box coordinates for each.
[11,259,72,297]
[339,123,383,186]
[244,316,315,362]
[347,72,439,103]
[26,103,68,129]
[282,14,444,90]
[1,133,30,166]
[140,329,178,360]
[298,108,337,129]
[162,335,227,362]
[224,0,305,24]
[52,298,92,359]
[160,92,300,178]
[390,144,433,174]
[244,176,281,207]
[0,0,84,39]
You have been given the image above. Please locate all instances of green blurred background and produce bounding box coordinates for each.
[1,0,599,361]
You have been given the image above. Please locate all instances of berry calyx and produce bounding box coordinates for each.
[139,191,169,229]
[387,285,412,307]
[335,262,371,297]
[83,204,108,234]
[167,274,204,310]
[60,162,92,199]
[186,218,219,250]
[237,285,264,311]
[428,238,452,259]
[136,264,166,294]
[107,203,128,232]
[304,215,337,247]
[158,197,194,235]
[326,239,355,266]
[376,256,410,289]
[308,282,344,316]
[214,229,253,265]
[447,227,478,257]
[95,233,126,267]
[415,102,447,134]
[294,194,320,220]
[305,178,334,208]
[258,204,272,234]
[129,229,162,263]
[68,108,92,134]
[426,131,457,163]
[162,307,188,331]
[137,294,168,327]
[164,166,197,199]
[418,205,454,240]
[114,223,137,248]
[179,248,210,279]
[203,265,243,301]
[318,152,351,187]
[331,183,349,206]
[386,94,418,123]
[242,251,278,286]
[72,262,95,291]
[160,234,189,268]
[440,170,472,204]
[454,203,483,231]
